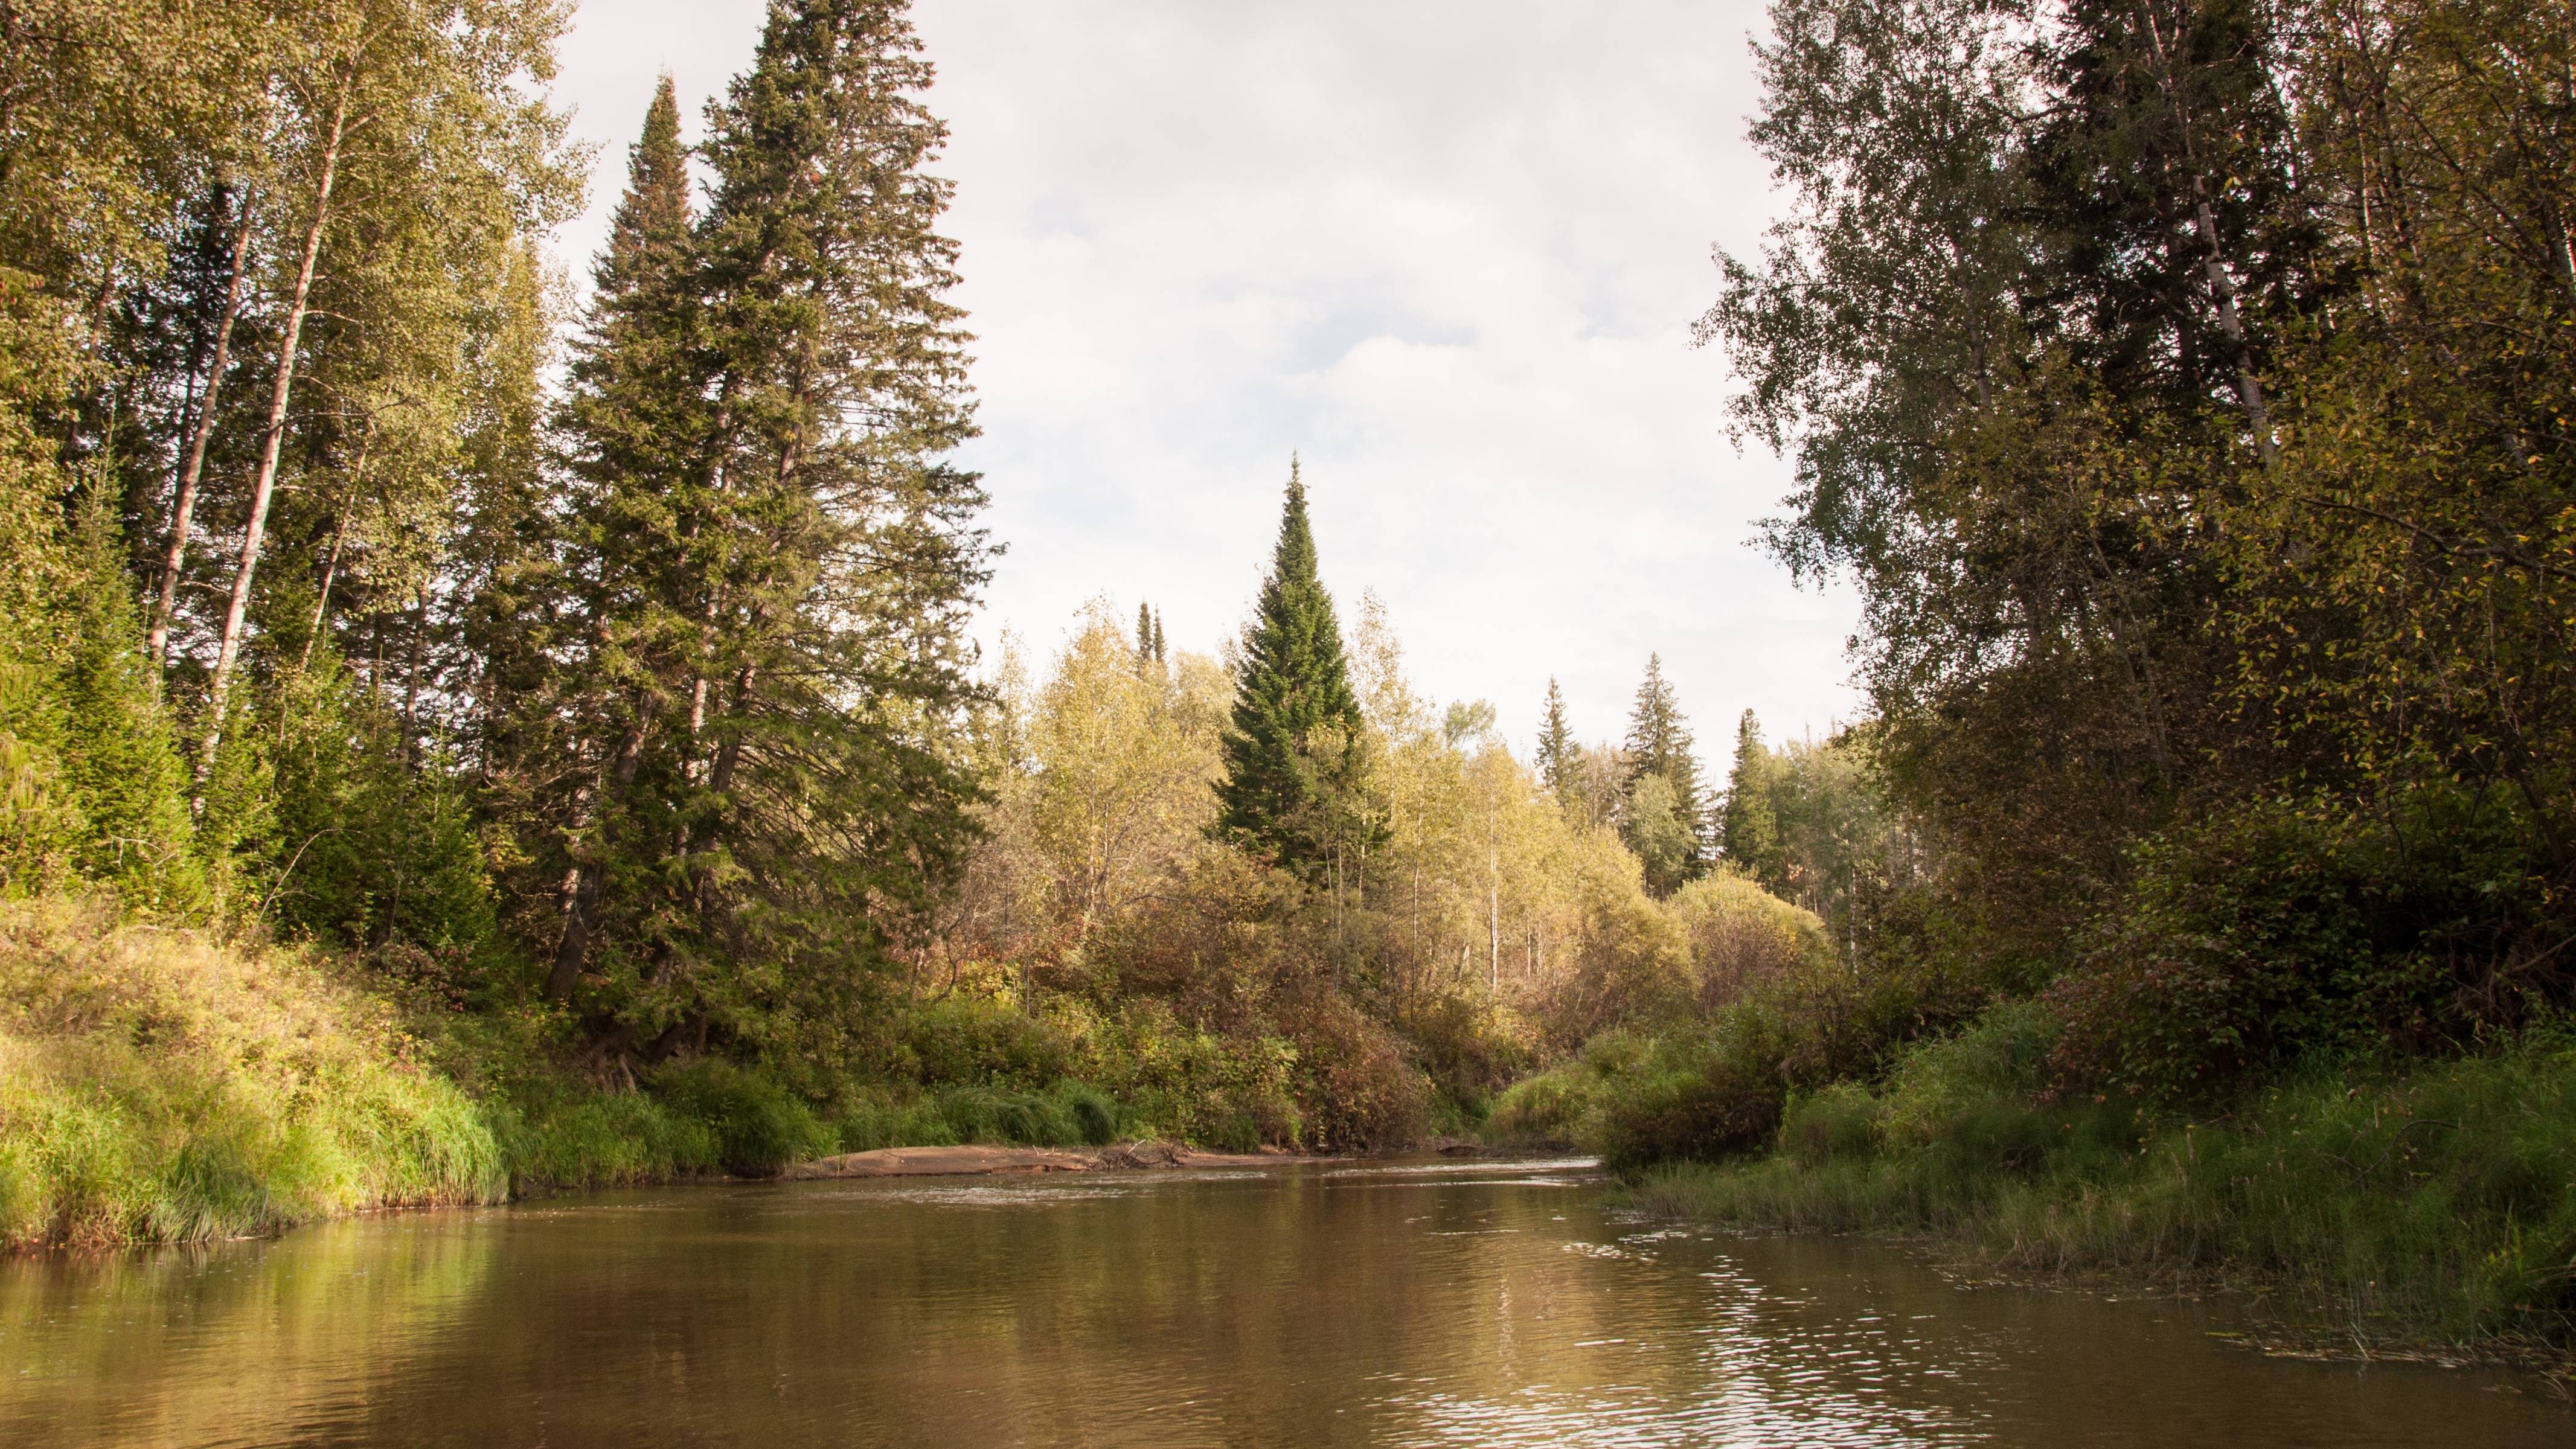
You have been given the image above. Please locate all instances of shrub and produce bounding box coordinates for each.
[1483,1029,1659,1148]
[1289,992,1434,1150]
[647,1058,838,1176]
[1484,1061,1597,1147]
[1876,1001,2059,1148]
[894,995,1089,1088]
[2045,787,2554,1104]
[1594,1007,1796,1171]
[1781,1081,1880,1166]
[1667,870,1830,1009]
[1632,1028,2576,1349]
[1583,909,1990,1172]
[1403,989,1540,1109]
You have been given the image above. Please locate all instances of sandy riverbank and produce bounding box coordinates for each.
[781,1140,1337,1179]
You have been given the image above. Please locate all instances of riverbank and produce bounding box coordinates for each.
[0,899,1368,1250]
[0,898,508,1248]
[1617,1038,2576,1371]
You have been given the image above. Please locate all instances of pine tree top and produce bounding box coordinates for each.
[1624,653,1705,825]
[1216,456,1366,866]
[1537,676,1572,795]
[594,75,691,304]
[1234,456,1357,737]
[1625,654,1695,773]
[1270,456,1321,595]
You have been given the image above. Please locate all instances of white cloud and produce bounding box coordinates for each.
[549,0,1862,761]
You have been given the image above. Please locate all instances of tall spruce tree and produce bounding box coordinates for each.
[542,74,708,1003]
[1623,655,1702,796]
[1216,458,1367,875]
[539,1,992,1047]
[665,0,988,1033]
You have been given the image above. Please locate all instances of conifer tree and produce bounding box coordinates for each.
[1136,600,1155,663]
[542,74,709,1002]
[655,0,990,1034]
[543,0,996,1043]
[1623,655,1698,788]
[1621,654,1707,887]
[1217,458,1368,875]
[1150,607,1166,664]
[1720,709,1785,888]
[1536,677,1572,801]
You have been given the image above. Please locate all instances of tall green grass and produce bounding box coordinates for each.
[0,901,505,1247]
[1626,1007,2576,1355]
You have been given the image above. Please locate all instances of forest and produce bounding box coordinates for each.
[1,0,2571,1361]
[0,0,1833,1229]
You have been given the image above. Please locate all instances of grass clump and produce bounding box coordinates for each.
[490,1084,720,1191]
[0,899,505,1247]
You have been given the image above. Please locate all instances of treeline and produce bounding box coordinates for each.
[1700,0,2576,1102]
[919,473,1833,1145]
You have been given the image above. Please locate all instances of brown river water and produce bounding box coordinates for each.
[1,1157,2566,1447]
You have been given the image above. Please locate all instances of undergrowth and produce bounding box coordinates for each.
[1620,1003,2576,1358]
[0,900,1309,1247]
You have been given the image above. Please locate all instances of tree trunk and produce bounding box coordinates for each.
[549,723,646,1003]
[401,581,425,758]
[196,88,350,803]
[2187,180,2278,465]
[2136,0,2279,466]
[298,424,371,673]
[150,186,257,677]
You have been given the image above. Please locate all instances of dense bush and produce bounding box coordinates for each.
[1573,898,1991,1169]
[2045,788,2560,1104]
[1594,1009,1800,1171]
[1666,868,1831,1009]
[1874,1001,2059,1148]
[647,1059,839,1177]
[888,994,1092,1089]
[1484,1030,1652,1147]
[1068,852,1441,1148]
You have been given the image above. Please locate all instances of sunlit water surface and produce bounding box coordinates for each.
[1,1157,2565,1447]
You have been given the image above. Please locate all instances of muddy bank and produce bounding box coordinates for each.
[781,1140,1333,1180]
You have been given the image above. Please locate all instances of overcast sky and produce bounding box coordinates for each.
[548,0,1860,758]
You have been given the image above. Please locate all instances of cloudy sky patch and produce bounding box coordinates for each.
[550,0,1861,756]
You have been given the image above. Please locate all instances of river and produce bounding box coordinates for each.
[0,1157,2564,1446]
